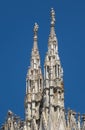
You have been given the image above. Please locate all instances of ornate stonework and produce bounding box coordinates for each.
[1,8,85,130]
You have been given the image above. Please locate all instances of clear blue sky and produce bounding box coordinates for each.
[0,0,85,126]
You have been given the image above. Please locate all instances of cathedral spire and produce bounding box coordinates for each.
[25,23,43,129]
[31,23,40,69]
[26,23,42,93]
[48,8,59,55]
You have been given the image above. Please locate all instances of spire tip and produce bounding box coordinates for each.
[34,23,39,34]
[51,8,55,26]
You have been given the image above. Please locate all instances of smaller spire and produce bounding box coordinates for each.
[50,8,55,27]
[28,22,40,70]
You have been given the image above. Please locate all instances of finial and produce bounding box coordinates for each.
[51,8,55,26]
[33,23,39,51]
[34,23,39,39]
[8,110,13,116]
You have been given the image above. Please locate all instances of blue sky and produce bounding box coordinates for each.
[0,0,85,125]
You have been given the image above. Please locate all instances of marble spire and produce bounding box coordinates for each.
[47,8,59,59]
[25,23,43,130]
[42,9,65,130]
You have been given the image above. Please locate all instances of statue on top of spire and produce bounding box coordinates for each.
[51,8,55,26]
[34,22,39,38]
[33,23,39,51]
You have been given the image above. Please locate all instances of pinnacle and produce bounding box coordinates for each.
[29,23,41,70]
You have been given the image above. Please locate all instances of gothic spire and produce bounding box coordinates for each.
[25,23,43,127]
[26,23,40,79]
[47,8,59,56]
[26,23,43,94]
[31,23,40,68]
[44,8,64,112]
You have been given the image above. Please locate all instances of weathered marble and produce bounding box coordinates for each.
[1,8,85,130]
